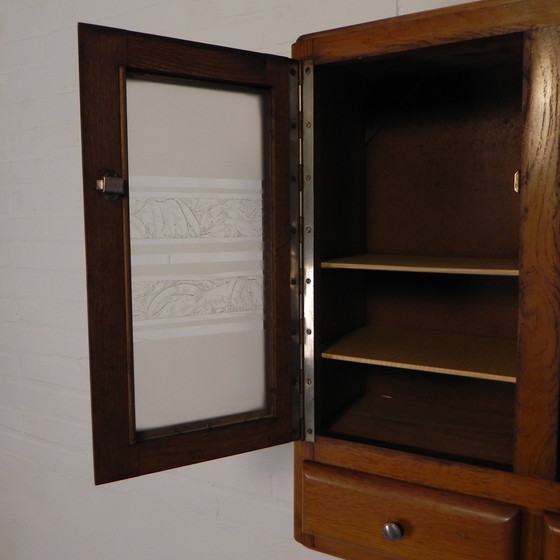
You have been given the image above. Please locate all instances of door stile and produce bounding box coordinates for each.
[79,24,139,483]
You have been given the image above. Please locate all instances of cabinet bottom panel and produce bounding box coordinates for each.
[318,364,515,468]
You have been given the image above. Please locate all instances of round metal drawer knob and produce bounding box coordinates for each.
[383,522,403,542]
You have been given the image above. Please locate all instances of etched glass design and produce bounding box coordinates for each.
[126,75,267,432]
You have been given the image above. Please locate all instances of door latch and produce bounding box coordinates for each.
[513,170,520,194]
[96,171,126,202]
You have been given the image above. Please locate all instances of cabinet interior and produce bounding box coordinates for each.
[313,32,524,469]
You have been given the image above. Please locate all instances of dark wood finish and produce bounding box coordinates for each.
[302,461,520,560]
[324,369,514,467]
[79,25,134,483]
[311,16,522,468]
[515,25,560,479]
[364,45,522,261]
[79,23,298,484]
[308,18,524,474]
[543,512,560,560]
[314,66,368,263]
[365,274,519,342]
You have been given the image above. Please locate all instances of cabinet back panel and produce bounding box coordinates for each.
[315,33,523,262]
[366,61,522,259]
[366,272,519,339]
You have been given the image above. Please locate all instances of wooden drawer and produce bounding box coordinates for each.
[301,462,520,560]
[544,513,560,560]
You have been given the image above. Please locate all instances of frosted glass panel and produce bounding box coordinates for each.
[126,74,267,433]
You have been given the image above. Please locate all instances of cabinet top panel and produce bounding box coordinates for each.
[292,0,560,63]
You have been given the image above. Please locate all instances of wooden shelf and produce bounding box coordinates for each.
[322,325,517,383]
[321,254,519,276]
[326,389,513,467]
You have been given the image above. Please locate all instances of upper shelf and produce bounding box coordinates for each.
[321,254,519,276]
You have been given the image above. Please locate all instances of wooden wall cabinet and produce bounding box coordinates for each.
[79,1,560,558]
[293,1,560,558]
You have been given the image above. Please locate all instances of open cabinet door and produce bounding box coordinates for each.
[78,24,300,484]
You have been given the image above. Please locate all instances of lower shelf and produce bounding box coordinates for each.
[325,388,514,467]
[322,324,517,383]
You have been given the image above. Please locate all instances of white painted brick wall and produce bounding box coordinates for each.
[0,0,473,558]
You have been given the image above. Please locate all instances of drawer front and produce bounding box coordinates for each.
[302,462,520,560]
[544,513,560,560]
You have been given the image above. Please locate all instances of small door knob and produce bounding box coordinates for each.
[383,522,403,542]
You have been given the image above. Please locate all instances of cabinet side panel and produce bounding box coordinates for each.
[516,26,560,479]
